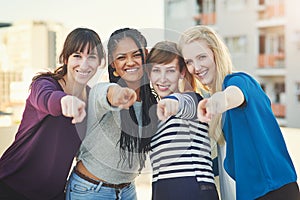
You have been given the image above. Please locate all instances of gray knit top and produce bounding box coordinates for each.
[77,82,142,184]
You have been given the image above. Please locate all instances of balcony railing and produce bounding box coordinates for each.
[258,3,285,20]
[194,13,216,25]
[266,3,284,18]
[258,53,285,68]
[271,103,286,118]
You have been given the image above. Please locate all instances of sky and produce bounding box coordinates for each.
[0,0,165,41]
[0,0,166,90]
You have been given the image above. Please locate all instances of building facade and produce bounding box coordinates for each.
[164,0,300,128]
[0,20,66,121]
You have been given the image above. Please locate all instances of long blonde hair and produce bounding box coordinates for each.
[178,25,233,144]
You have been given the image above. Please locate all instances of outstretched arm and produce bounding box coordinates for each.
[198,86,244,122]
[157,92,200,121]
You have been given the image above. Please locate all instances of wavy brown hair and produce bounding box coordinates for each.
[146,40,196,92]
[31,27,105,87]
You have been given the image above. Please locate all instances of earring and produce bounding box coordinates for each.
[113,70,119,77]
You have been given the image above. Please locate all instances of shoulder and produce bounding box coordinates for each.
[91,82,117,93]
[168,92,203,101]
[31,76,61,90]
[183,91,203,101]
[225,72,245,82]
[88,82,120,111]
[225,72,257,82]
[224,72,259,88]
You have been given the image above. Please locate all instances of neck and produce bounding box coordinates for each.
[58,79,87,101]
[135,88,141,102]
[126,80,141,102]
[174,88,180,93]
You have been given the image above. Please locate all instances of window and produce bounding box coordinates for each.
[225,0,247,10]
[259,0,265,6]
[261,83,266,92]
[296,82,300,102]
[274,82,285,103]
[196,0,216,13]
[225,36,247,54]
[195,0,216,25]
[167,0,188,19]
[259,33,285,54]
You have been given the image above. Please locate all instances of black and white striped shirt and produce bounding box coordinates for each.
[150,93,215,184]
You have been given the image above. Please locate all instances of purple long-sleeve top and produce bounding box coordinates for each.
[0,77,87,200]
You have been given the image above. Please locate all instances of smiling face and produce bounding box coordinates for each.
[181,40,216,88]
[66,45,100,85]
[111,37,144,89]
[149,58,184,98]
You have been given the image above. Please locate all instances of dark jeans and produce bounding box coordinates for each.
[256,182,300,200]
[152,177,219,200]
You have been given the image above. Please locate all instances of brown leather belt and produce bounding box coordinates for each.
[74,168,131,189]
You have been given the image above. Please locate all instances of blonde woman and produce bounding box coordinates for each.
[178,25,300,200]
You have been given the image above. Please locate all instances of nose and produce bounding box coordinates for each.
[126,56,135,66]
[193,60,202,73]
[79,56,89,68]
[158,71,167,82]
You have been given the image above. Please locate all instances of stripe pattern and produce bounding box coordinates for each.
[150,117,214,184]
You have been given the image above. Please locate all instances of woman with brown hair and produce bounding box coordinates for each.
[0,27,105,200]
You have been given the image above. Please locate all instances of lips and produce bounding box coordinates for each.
[157,84,170,91]
[124,67,139,73]
[76,70,90,76]
[196,69,208,79]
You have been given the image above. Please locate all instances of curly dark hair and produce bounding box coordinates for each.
[107,28,158,171]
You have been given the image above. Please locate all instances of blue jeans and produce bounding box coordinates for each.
[65,170,137,200]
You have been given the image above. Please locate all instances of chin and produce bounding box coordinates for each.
[76,79,89,85]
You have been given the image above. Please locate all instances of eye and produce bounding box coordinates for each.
[88,55,98,60]
[116,56,126,61]
[133,53,142,58]
[167,69,176,73]
[151,68,160,73]
[198,54,207,60]
[185,59,193,66]
[72,53,81,58]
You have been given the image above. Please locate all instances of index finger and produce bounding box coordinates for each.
[72,108,86,124]
[157,101,167,121]
[197,99,211,122]
[119,90,137,109]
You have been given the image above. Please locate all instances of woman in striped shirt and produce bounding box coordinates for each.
[146,41,219,200]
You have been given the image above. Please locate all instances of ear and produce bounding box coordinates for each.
[144,48,148,57]
[63,58,68,66]
[147,71,151,80]
[180,67,186,79]
[110,61,115,69]
[145,66,151,79]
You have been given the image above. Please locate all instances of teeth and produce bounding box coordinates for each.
[198,70,207,77]
[158,84,169,89]
[76,70,89,76]
[125,68,138,72]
